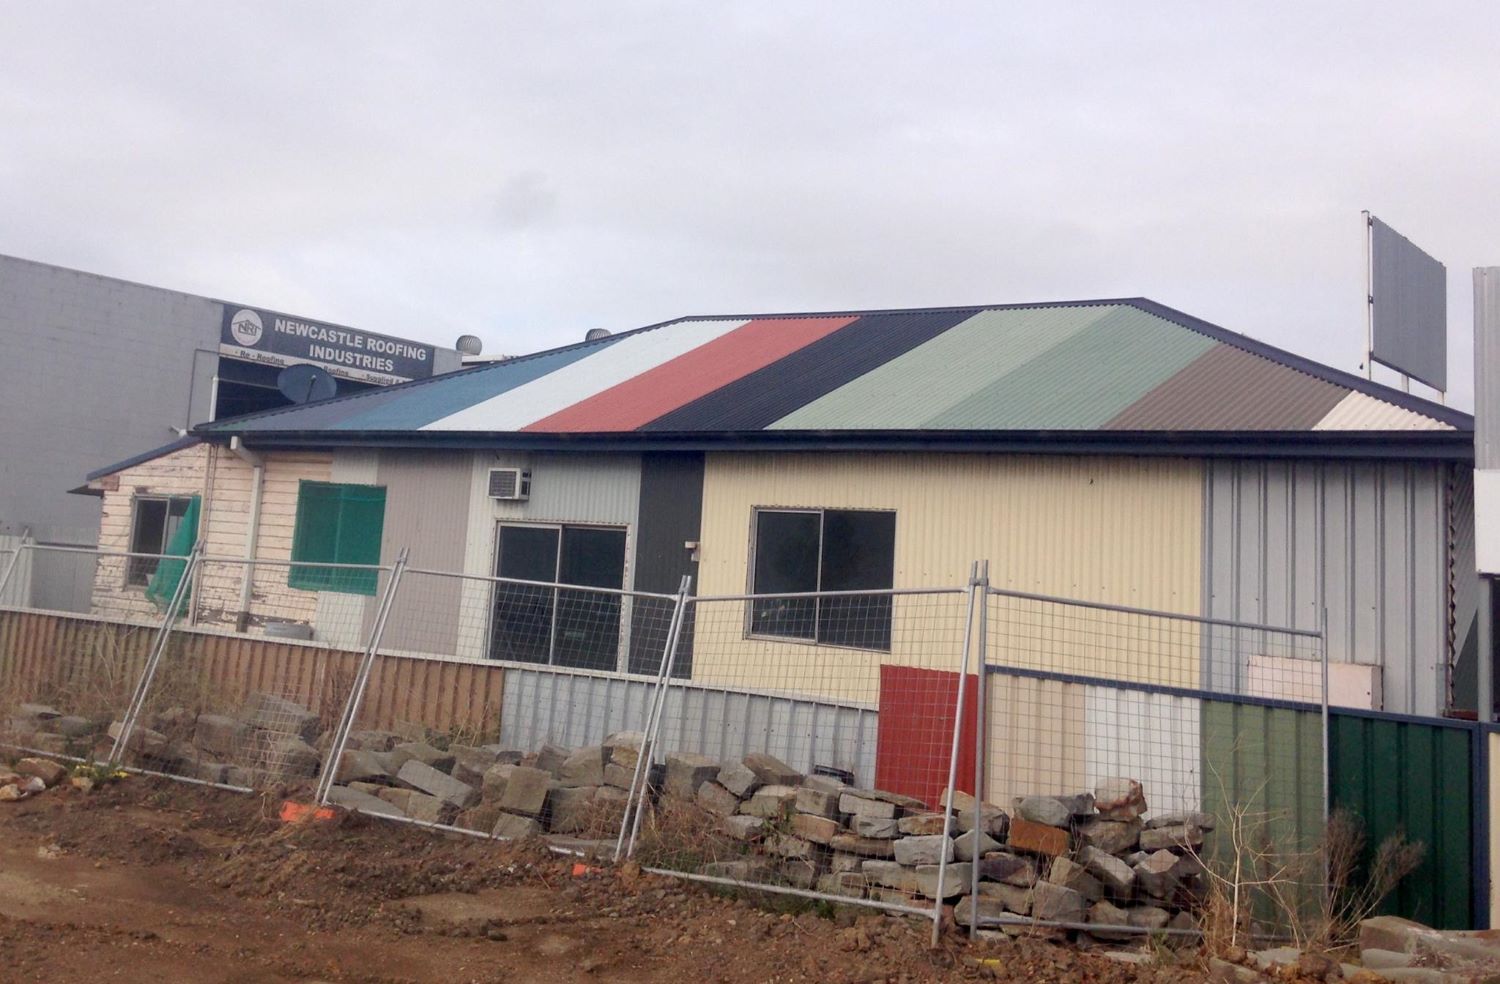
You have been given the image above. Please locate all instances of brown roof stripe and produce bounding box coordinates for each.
[1103,343,1349,431]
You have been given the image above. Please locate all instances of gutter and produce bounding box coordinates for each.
[228,437,265,631]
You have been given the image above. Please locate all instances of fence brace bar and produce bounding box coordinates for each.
[932,561,982,948]
[620,574,693,860]
[969,559,990,938]
[316,548,410,805]
[0,531,32,604]
[109,544,203,767]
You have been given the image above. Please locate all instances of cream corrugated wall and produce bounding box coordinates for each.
[693,452,1204,703]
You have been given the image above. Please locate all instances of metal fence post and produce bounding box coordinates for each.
[0,533,32,605]
[316,548,409,805]
[969,559,990,938]
[932,562,981,948]
[109,544,202,767]
[619,574,692,860]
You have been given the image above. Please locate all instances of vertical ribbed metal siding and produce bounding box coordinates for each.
[498,664,879,784]
[1330,712,1474,929]
[1204,459,1448,716]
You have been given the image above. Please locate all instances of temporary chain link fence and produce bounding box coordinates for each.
[976,581,1328,940]
[314,565,682,842]
[616,580,982,938]
[0,546,1332,943]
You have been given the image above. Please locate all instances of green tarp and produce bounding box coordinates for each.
[144,495,199,611]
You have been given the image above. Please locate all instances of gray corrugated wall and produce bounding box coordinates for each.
[372,450,473,655]
[1204,459,1450,716]
[499,664,879,784]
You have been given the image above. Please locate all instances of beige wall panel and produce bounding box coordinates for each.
[984,673,1087,808]
[693,452,1203,699]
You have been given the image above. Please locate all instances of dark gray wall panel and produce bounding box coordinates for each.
[630,452,703,673]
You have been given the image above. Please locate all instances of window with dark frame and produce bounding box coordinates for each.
[489,523,628,671]
[749,508,896,651]
[126,495,195,585]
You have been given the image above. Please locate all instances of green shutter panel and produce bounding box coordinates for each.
[333,485,385,595]
[289,481,343,591]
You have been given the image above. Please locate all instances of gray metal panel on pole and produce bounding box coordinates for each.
[1476,269,1500,470]
[1369,215,1447,391]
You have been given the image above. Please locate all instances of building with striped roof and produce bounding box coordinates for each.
[77,297,1480,720]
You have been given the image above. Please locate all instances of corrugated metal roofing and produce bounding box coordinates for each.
[198,298,1469,440]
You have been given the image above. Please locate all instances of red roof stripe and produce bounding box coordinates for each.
[523,316,858,432]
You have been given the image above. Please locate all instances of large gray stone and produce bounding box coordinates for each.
[1030,881,1086,923]
[953,829,1001,861]
[49,715,98,739]
[851,815,900,839]
[1133,849,1181,899]
[801,774,848,795]
[696,780,741,817]
[829,833,897,859]
[534,743,571,777]
[862,860,919,893]
[335,749,392,784]
[947,790,1010,838]
[448,745,501,787]
[327,784,404,817]
[915,862,973,900]
[894,835,953,866]
[397,759,479,809]
[839,792,899,819]
[977,881,1034,914]
[794,786,840,818]
[479,744,524,765]
[1145,810,1217,831]
[898,812,950,836]
[1127,905,1170,932]
[766,833,821,861]
[1079,844,1136,898]
[559,745,606,787]
[244,693,320,742]
[954,895,1009,929]
[498,766,553,816]
[547,785,600,833]
[390,741,454,774]
[602,762,635,789]
[347,729,401,752]
[816,872,867,899]
[603,731,643,770]
[721,815,764,841]
[976,852,1037,887]
[263,735,320,777]
[1093,778,1147,820]
[492,812,543,839]
[1086,899,1135,941]
[480,762,516,803]
[790,812,840,844]
[1047,856,1103,901]
[404,791,456,825]
[1015,795,1071,828]
[1138,823,1204,852]
[193,713,249,758]
[740,784,797,818]
[742,751,801,785]
[716,761,762,798]
[663,752,720,799]
[1077,817,1142,855]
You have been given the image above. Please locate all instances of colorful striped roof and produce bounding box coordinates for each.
[201,299,1469,439]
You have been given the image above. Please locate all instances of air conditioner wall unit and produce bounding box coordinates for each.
[488,467,531,501]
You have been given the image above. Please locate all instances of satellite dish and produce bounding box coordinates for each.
[584,328,612,341]
[456,334,483,355]
[277,364,338,404]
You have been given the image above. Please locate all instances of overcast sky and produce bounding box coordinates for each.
[4,3,1496,407]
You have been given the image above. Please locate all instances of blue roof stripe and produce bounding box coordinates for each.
[330,337,624,431]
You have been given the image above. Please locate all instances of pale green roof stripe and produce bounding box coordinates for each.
[925,306,1217,430]
[768,305,1118,430]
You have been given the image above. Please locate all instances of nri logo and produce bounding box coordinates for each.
[229,309,264,347]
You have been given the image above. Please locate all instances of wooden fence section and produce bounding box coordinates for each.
[0,609,506,738]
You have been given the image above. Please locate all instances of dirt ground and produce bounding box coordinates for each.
[0,776,1212,983]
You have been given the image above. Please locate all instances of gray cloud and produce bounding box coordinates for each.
[2,2,1495,405]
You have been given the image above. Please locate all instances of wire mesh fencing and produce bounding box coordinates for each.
[104,556,390,791]
[0,545,186,764]
[968,584,1327,941]
[316,568,682,842]
[618,585,980,922]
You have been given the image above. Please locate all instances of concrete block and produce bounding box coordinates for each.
[740,784,797,818]
[794,786,840,818]
[790,812,840,844]
[481,763,516,803]
[828,834,897,859]
[664,752,720,799]
[498,766,553,816]
[696,780,741,817]
[397,759,479,809]
[851,815,900,839]
[898,813,950,836]
[547,785,600,833]
[327,785,405,817]
[716,761,762,798]
[862,860,919,893]
[390,741,454,774]
[947,790,1010,838]
[335,749,392,784]
[915,862,973,900]
[953,829,1001,861]
[448,745,500,787]
[742,751,801,785]
[492,812,543,839]
[559,745,606,787]
[893,835,952,866]
[840,792,898,819]
[244,693,320,742]
[534,743,571,777]
[721,815,765,841]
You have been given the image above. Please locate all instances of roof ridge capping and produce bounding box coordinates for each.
[1127,298,1471,429]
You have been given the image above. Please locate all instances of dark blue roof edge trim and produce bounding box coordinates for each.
[194,428,1473,462]
[85,436,202,481]
[1129,298,1473,429]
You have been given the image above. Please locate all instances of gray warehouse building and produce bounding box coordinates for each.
[0,253,462,547]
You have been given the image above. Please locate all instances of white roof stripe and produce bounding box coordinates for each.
[1312,391,1454,431]
[421,319,749,432]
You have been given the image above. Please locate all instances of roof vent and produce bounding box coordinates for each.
[585,328,612,342]
[455,334,483,355]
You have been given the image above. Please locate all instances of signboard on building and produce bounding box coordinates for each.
[218,305,437,385]
[1368,214,1447,391]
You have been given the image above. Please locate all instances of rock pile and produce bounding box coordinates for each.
[326,730,646,837]
[665,765,1212,940]
[0,756,72,801]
